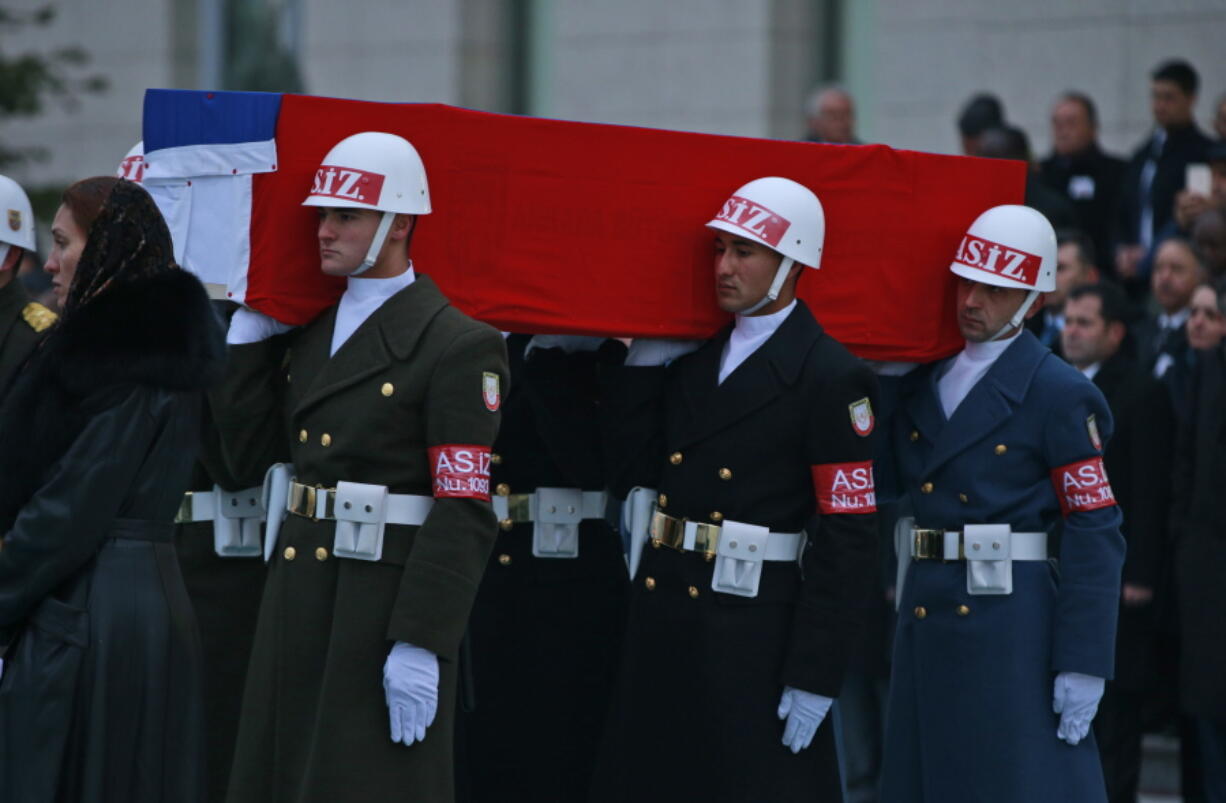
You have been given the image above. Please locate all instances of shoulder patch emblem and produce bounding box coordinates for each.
[1087,414,1102,452]
[849,397,874,437]
[21,302,57,333]
[7,209,21,231]
[482,371,501,411]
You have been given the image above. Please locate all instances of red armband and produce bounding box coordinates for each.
[1050,457,1116,515]
[812,461,877,514]
[428,444,492,500]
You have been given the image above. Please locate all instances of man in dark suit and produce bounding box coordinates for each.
[978,125,1077,231]
[1115,60,1214,283]
[1039,92,1128,276]
[1062,282,1175,803]
[1132,237,1207,424]
[1027,228,1101,353]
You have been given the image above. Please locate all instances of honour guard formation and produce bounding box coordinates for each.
[0,19,1225,801]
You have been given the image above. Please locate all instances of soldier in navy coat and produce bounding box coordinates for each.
[592,177,879,803]
[880,205,1125,803]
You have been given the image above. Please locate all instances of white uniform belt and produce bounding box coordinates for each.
[175,486,263,524]
[286,480,433,525]
[910,527,1047,561]
[650,510,802,562]
[491,489,608,524]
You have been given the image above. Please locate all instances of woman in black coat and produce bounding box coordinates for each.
[0,177,223,802]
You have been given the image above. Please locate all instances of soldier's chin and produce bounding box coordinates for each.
[958,320,988,342]
[319,258,356,277]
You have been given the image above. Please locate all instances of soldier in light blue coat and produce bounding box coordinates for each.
[880,205,1125,803]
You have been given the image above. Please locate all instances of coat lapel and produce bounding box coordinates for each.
[922,331,1047,476]
[0,278,25,350]
[293,274,449,417]
[674,302,820,449]
[903,362,948,444]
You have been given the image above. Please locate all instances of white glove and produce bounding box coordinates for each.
[226,306,295,345]
[1052,671,1104,746]
[383,641,439,747]
[524,334,606,357]
[624,338,701,367]
[776,686,833,754]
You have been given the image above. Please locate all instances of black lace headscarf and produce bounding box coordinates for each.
[61,178,179,319]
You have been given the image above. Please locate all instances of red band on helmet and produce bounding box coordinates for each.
[953,234,1042,285]
[714,195,790,247]
[118,155,145,182]
[1050,457,1116,515]
[428,444,492,500]
[812,461,877,514]
[310,165,386,205]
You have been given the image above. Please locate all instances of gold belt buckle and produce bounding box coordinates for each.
[691,523,720,560]
[174,492,194,525]
[649,511,684,550]
[649,512,719,561]
[912,529,942,560]
[506,494,532,523]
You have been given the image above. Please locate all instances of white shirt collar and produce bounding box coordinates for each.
[718,300,796,384]
[1078,362,1101,381]
[1158,307,1190,330]
[936,332,1020,418]
[957,332,1017,365]
[330,263,416,356]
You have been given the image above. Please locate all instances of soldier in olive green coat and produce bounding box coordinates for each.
[211,132,508,803]
[0,174,55,398]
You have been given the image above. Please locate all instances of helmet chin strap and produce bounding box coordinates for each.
[990,289,1041,341]
[740,257,794,316]
[351,211,396,277]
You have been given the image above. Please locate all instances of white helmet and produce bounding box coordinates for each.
[950,204,1057,338]
[302,132,430,275]
[706,176,825,314]
[117,141,145,183]
[302,131,430,214]
[0,174,36,261]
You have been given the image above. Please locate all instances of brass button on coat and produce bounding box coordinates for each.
[284,546,297,561]
[959,493,969,503]
[298,429,308,443]
[491,453,503,465]
[381,382,394,397]
[688,586,700,599]
[710,511,723,523]
[920,482,934,494]
[315,547,329,561]
[914,606,927,620]
[495,483,510,496]
[956,604,970,616]
[718,468,732,480]
[320,433,332,447]
[499,518,514,531]
[658,493,668,508]
[498,553,512,566]
[994,444,1007,455]
[644,576,656,591]
[909,430,919,442]
[669,452,683,465]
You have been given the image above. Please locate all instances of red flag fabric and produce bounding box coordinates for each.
[246,97,1025,362]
